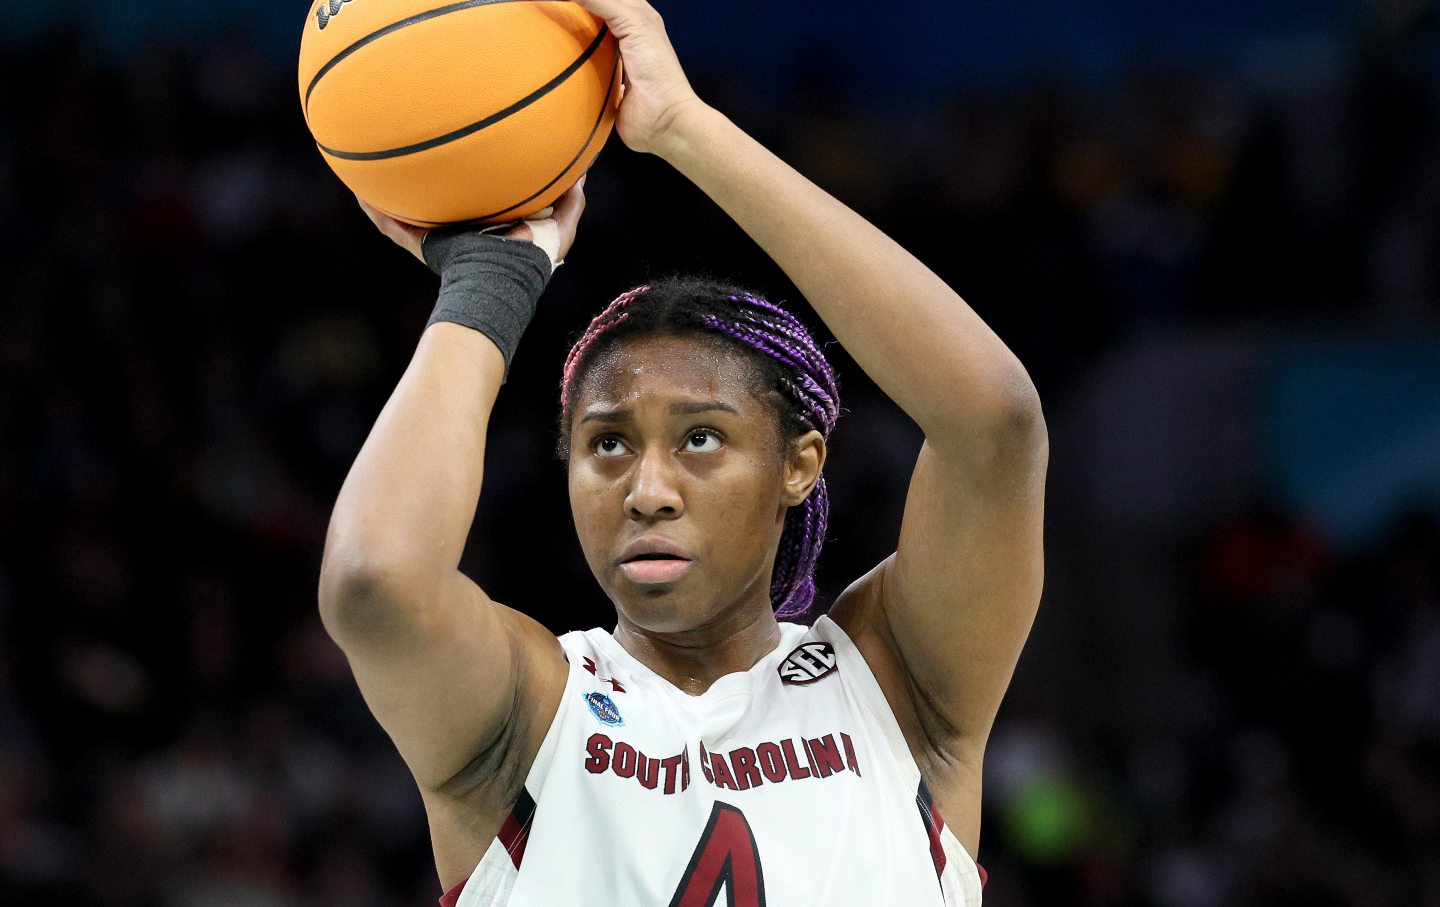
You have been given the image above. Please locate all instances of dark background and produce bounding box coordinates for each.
[1,0,1438,904]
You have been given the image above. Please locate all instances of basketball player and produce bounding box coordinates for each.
[322,0,1046,903]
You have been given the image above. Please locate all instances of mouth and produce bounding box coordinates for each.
[618,553,695,585]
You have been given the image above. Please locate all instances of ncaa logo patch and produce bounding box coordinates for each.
[584,691,624,727]
[778,642,838,685]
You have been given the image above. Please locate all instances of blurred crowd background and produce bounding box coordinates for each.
[1,0,1437,904]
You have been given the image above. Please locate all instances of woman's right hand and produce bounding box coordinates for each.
[356,174,588,268]
[573,0,706,157]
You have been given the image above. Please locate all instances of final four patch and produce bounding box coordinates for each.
[584,691,624,727]
[778,641,838,685]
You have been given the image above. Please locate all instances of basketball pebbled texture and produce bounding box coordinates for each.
[299,0,620,226]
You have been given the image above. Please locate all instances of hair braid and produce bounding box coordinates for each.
[561,284,648,409]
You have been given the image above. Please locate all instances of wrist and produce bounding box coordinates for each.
[423,231,551,383]
[652,99,724,164]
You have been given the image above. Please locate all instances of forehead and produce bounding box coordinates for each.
[575,333,764,408]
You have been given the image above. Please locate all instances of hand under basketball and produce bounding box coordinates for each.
[572,0,707,157]
[357,176,588,267]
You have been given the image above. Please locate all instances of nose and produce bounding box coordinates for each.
[625,448,684,520]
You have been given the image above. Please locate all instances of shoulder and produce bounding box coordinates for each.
[822,558,912,730]
[823,555,891,666]
[553,625,626,679]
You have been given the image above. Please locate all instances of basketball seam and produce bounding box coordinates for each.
[379,48,620,225]
[313,22,609,161]
[303,0,557,116]
[307,2,606,162]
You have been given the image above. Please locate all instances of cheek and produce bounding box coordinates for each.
[568,468,610,547]
[708,460,786,546]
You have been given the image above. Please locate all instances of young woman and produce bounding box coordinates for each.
[320,0,1047,903]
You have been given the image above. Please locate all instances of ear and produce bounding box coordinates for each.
[781,430,826,507]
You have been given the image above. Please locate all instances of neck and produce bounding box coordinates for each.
[613,603,783,696]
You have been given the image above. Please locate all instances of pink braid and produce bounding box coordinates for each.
[560,284,650,408]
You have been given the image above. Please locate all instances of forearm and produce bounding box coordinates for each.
[318,214,559,609]
[320,323,504,600]
[658,104,1041,444]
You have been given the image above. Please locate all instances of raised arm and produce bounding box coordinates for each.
[316,191,583,809]
[576,0,1047,845]
[652,106,1047,741]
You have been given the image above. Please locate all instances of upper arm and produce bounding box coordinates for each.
[317,567,567,795]
[880,405,1048,746]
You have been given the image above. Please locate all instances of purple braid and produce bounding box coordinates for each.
[560,279,842,618]
[719,295,840,617]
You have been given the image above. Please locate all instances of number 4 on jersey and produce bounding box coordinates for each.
[668,801,767,907]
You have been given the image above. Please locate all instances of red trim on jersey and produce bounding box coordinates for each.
[916,779,988,889]
[916,779,948,878]
[436,787,538,906]
[498,812,529,868]
[439,876,467,907]
[499,786,537,869]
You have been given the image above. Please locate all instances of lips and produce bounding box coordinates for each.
[617,537,693,565]
[617,537,694,585]
[619,558,694,584]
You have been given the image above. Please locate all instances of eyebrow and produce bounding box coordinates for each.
[579,400,741,424]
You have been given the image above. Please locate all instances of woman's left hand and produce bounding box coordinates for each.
[357,176,588,268]
[573,0,708,157]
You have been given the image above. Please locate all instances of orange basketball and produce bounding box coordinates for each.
[298,0,621,226]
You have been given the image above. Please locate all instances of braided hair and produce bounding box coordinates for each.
[558,275,841,618]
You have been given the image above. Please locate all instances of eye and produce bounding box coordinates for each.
[684,429,723,453]
[593,436,629,458]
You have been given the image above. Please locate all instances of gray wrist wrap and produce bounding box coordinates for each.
[422,227,553,382]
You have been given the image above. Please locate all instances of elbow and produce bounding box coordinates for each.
[983,392,1048,481]
[317,550,435,643]
[992,369,1046,445]
[316,557,390,644]
[932,369,1048,458]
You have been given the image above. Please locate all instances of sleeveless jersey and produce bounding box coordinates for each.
[440,615,988,906]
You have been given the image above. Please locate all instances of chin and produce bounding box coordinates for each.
[610,583,714,634]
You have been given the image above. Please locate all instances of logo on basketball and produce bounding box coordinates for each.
[777,642,838,685]
[584,691,624,727]
[315,0,354,30]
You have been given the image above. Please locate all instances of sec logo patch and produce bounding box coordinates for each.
[778,642,838,685]
[584,691,624,727]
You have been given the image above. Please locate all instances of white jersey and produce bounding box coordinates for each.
[441,615,987,906]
